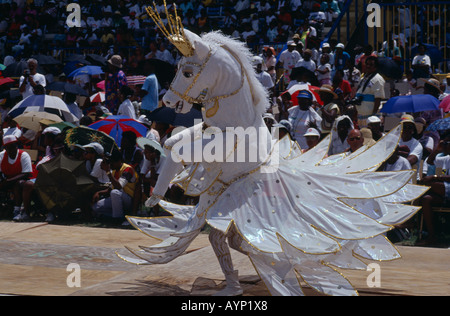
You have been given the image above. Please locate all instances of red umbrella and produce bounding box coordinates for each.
[96,80,105,91]
[439,95,450,113]
[0,77,14,86]
[282,83,323,107]
[90,91,105,103]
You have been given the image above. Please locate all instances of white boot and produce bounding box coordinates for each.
[213,270,243,296]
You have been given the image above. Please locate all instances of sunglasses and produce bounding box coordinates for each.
[348,136,361,141]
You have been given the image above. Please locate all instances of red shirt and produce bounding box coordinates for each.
[1,150,24,179]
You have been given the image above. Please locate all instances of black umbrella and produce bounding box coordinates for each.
[34,154,96,215]
[86,54,107,66]
[64,54,91,65]
[148,106,203,127]
[291,66,320,87]
[3,61,46,77]
[137,58,176,87]
[46,81,89,96]
[31,54,62,66]
[378,57,403,80]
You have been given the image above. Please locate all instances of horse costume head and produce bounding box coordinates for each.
[146,2,270,129]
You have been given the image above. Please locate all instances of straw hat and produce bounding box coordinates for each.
[421,78,442,92]
[108,55,123,69]
[318,85,338,99]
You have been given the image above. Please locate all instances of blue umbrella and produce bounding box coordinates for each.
[88,115,148,146]
[426,117,450,132]
[380,94,440,114]
[68,65,104,78]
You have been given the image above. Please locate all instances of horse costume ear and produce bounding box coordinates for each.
[184,29,210,60]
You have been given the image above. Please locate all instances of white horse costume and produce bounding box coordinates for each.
[117,3,427,296]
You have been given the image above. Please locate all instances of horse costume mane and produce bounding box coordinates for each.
[117,1,428,296]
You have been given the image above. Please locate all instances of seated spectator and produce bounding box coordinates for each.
[91,150,138,223]
[117,85,137,119]
[253,56,274,102]
[381,146,412,172]
[367,115,385,141]
[419,131,450,245]
[138,138,165,201]
[398,115,423,167]
[328,115,354,156]
[317,85,340,136]
[2,116,22,141]
[0,135,34,221]
[345,128,365,155]
[121,131,144,174]
[302,127,321,153]
[288,90,322,150]
[320,0,341,25]
[272,120,293,140]
[414,117,434,159]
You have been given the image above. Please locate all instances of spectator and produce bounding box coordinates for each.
[382,145,412,172]
[398,114,423,167]
[105,55,127,113]
[262,46,277,83]
[272,119,292,140]
[411,43,431,79]
[278,41,302,87]
[288,90,322,150]
[295,49,316,72]
[91,150,138,223]
[117,85,137,119]
[328,115,353,156]
[332,69,352,102]
[253,56,274,103]
[302,127,321,153]
[65,93,83,122]
[139,138,165,202]
[316,53,332,86]
[317,85,340,136]
[2,116,22,141]
[333,43,350,73]
[19,58,46,99]
[356,44,377,75]
[121,130,144,174]
[139,60,160,114]
[419,131,450,245]
[155,42,174,64]
[0,135,34,221]
[366,115,385,141]
[345,128,365,154]
[417,78,444,125]
[320,0,341,26]
[354,56,385,127]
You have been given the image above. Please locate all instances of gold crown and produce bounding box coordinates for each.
[146,1,194,57]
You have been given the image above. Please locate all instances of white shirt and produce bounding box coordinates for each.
[90,159,110,184]
[384,155,412,172]
[356,73,385,116]
[434,155,450,175]
[400,137,423,163]
[279,49,301,71]
[0,150,32,174]
[288,106,322,150]
[295,59,317,72]
[117,99,137,120]
[19,73,46,99]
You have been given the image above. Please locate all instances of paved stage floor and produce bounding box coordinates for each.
[0,222,448,296]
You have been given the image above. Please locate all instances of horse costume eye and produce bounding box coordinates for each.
[183,71,193,78]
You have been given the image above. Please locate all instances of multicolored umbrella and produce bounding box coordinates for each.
[90,91,105,103]
[0,77,14,86]
[380,94,440,114]
[426,117,450,132]
[88,115,148,146]
[8,94,79,123]
[64,126,119,156]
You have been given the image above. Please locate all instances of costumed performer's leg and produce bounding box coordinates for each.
[209,226,244,296]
